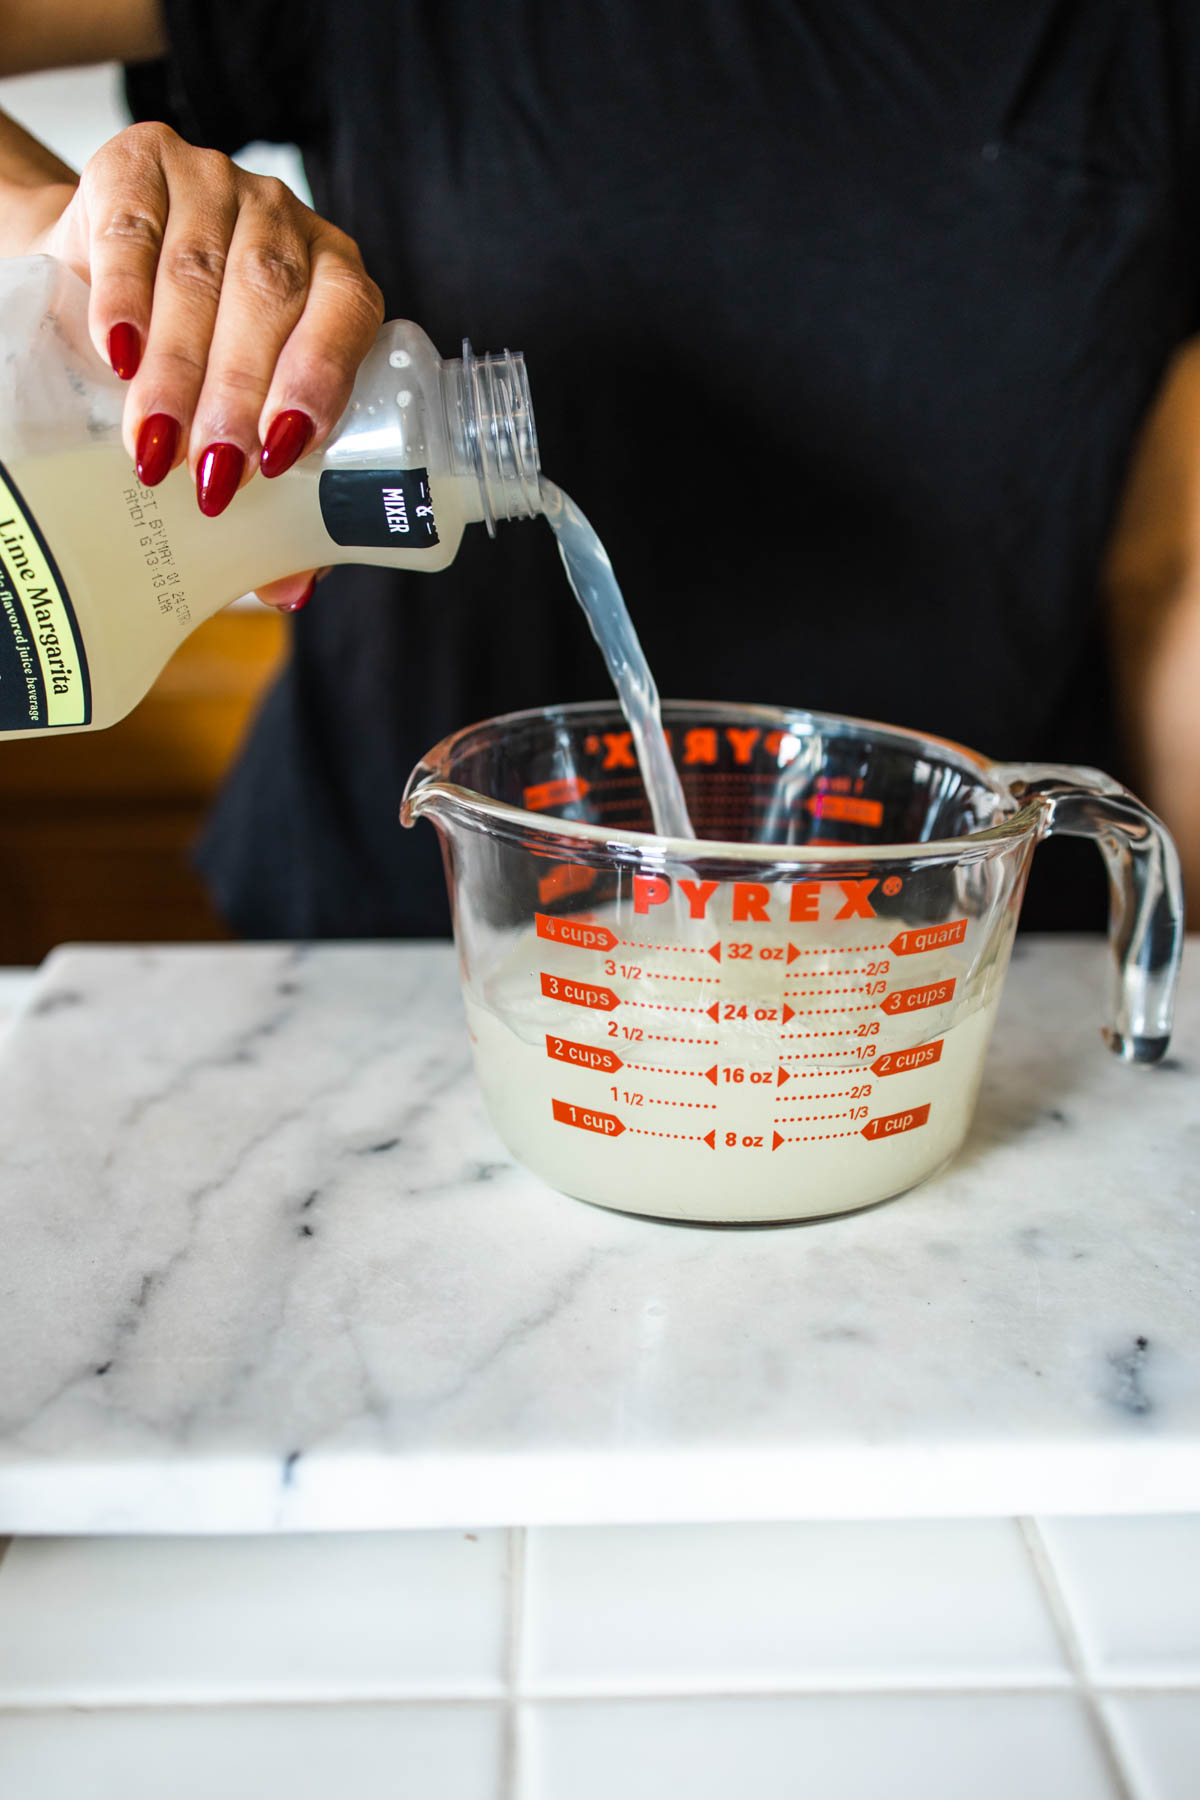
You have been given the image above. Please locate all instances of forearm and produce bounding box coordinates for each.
[1104,336,1200,927]
[0,110,78,255]
[0,2,164,79]
[1108,584,1200,923]
[0,0,166,252]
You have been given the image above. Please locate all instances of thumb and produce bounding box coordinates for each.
[255,569,321,613]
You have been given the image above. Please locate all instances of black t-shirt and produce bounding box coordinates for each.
[127,0,1200,934]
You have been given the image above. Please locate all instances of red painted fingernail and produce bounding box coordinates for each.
[196,442,246,518]
[279,575,318,613]
[135,413,180,486]
[260,409,314,479]
[107,322,141,380]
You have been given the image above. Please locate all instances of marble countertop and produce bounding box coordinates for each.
[0,938,1196,1535]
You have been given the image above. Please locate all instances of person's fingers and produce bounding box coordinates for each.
[43,121,385,510]
[118,145,241,479]
[76,124,173,384]
[257,221,384,477]
[188,178,317,508]
[255,570,319,611]
[254,566,331,610]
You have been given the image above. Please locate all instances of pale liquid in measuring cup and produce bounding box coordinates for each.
[465,911,1001,1222]
[538,480,694,840]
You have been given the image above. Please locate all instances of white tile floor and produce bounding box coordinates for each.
[521,1692,1118,1800]
[1038,1516,1200,1684]
[522,1519,1068,1690]
[0,1519,1195,1797]
[0,1532,510,1704]
[0,1702,504,1800]
[1102,1694,1200,1800]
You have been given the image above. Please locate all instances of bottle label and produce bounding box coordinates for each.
[0,461,90,731]
[318,467,440,549]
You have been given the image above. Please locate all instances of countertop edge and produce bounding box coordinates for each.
[4,1440,1200,1533]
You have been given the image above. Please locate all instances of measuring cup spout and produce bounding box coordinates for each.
[400,759,453,830]
[992,762,1185,1063]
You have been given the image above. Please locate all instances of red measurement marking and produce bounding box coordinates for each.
[537,863,595,906]
[786,942,888,960]
[524,775,590,811]
[649,972,718,983]
[629,1127,718,1148]
[545,1034,622,1074]
[782,1027,873,1038]
[772,1129,859,1148]
[625,1061,712,1078]
[775,1088,868,1104]
[861,1103,932,1140]
[647,1033,720,1045]
[626,1000,715,1015]
[551,1098,625,1137]
[536,912,618,953]
[785,1005,877,1017]
[593,796,668,813]
[804,794,884,827]
[782,985,870,998]
[872,1039,944,1078]
[540,973,619,1011]
[644,1097,718,1110]
[889,919,968,957]
[620,939,723,961]
[880,979,956,1016]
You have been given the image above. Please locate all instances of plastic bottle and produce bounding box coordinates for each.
[0,256,540,736]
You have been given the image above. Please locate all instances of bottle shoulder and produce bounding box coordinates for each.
[323,321,453,477]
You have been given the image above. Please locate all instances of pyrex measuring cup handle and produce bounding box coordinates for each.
[992,763,1185,1063]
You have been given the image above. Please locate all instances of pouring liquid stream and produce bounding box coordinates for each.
[538,479,696,842]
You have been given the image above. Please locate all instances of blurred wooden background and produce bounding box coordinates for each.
[0,609,286,963]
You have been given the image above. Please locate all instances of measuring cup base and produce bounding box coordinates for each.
[1104,1030,1171,1065]
[511,1141,967,1227]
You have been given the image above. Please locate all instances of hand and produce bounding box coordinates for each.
[34,121,384,609]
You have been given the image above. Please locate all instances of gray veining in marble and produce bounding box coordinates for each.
[0,939,1196,1531]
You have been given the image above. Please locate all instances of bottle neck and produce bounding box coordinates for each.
[445,342,542,534]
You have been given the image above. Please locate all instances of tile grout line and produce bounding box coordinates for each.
[0,1694,506,1716]
[0,1670,1194,1713]
[500,1526,528,1800]
[0,1676,1140,1713]
[1018,1518,1138,1800]
[0,1674,1194,1718]
[486,1673,1077,1701]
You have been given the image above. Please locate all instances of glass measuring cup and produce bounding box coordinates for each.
[401,701,1183,1223]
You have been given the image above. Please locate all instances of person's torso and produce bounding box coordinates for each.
[211,1,1200,931]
